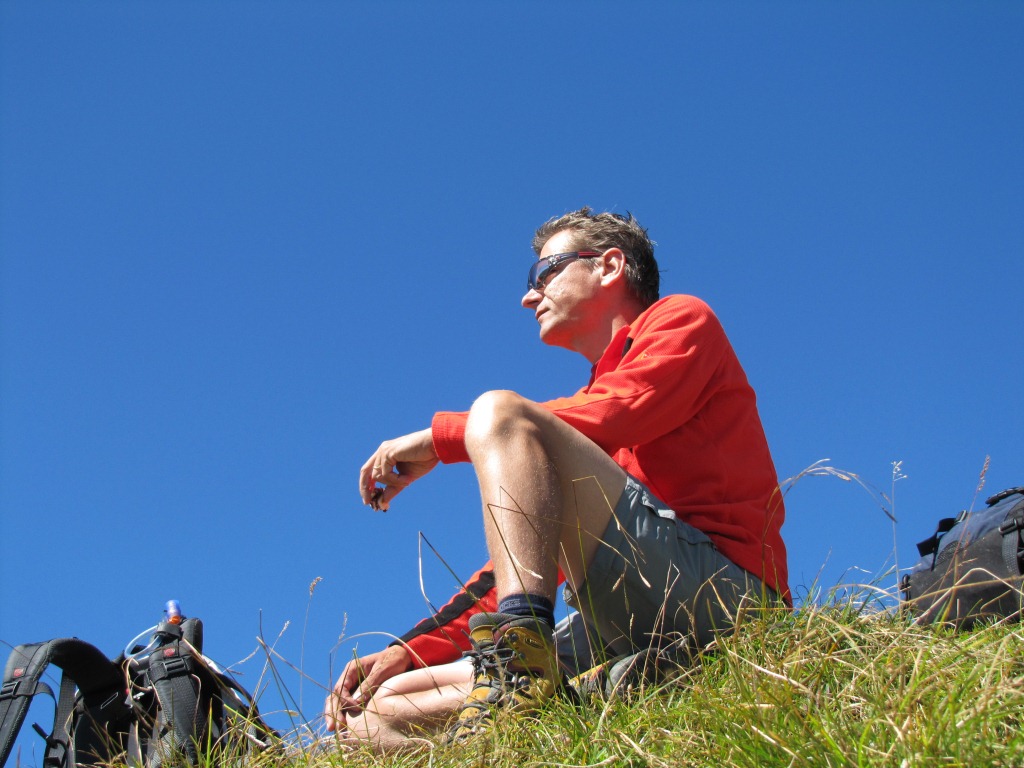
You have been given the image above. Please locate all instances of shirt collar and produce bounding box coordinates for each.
[590,323,633,382]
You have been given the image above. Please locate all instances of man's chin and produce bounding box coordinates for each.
[538,326,570,350]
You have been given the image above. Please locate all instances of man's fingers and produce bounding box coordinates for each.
[372,457,392,482]
[372,470,417,511]
[324,688,351,731]
[325,690,362,729]
[341,657,368,691]
[324,696,338,731]
[359,445,399,507]
[358,459,377,505]
[353,667,386,704]
[324,669,365,720]
[324,692,346,731]
[324,646,412,729]
[357,431,438,510]
[368,455,413,511]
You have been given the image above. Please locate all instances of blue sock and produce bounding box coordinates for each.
[497,593,556,630]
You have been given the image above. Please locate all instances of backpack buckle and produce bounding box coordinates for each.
[999,513,1024,535]
[0,680,20,700]
[163,655,189,676]
[149,653,190,683]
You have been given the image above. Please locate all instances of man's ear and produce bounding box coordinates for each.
[598,248,628,287]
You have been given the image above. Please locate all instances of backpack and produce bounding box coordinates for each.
[0,603,276,768]
[901,487,1024,629]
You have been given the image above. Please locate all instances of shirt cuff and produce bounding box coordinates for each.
[431,411,470,464]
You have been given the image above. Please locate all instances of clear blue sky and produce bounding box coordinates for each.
[2,1,1021,756]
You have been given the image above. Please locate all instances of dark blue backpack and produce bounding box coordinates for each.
[901,487,1024,628]
[0,606,275,768]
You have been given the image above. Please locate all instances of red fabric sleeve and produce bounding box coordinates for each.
[392,561,498,668]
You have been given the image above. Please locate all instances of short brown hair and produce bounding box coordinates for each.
[533,207,660,308]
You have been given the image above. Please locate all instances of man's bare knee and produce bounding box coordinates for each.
[464,390,544,455]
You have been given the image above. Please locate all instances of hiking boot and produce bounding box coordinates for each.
[447,613,560,742]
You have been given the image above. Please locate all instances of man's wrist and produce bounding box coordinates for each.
[387,641,414,670]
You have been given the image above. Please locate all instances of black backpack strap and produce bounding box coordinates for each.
[144,618,210,766]
[999,500,1024,578]
[1,643,52,767]
[40,673,76,768]
[988,487,1024,506]
[0,639,130,768]
[916,516,959,558]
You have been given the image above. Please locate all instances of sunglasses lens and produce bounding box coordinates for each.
[528,260,551,291]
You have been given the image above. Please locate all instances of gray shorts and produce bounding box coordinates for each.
[558,475,764,671]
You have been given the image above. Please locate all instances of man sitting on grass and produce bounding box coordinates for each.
[324,207,789,749]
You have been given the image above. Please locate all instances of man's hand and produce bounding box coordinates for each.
[324,645,413,731]
[359,428,439,511]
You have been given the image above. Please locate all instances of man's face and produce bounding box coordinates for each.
[521,229,604,351]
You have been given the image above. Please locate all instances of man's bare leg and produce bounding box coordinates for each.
[463,390,628,604]
[338,660,473,751]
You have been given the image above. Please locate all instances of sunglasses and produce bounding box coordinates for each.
[527,251,602,291]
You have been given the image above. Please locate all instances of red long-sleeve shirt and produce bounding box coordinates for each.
[396,295,789,667]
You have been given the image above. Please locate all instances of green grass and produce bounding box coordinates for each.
[214,462,1014,767]
[277,596,1024,768]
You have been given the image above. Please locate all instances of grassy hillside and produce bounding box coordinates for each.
[293,598,1024,768]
